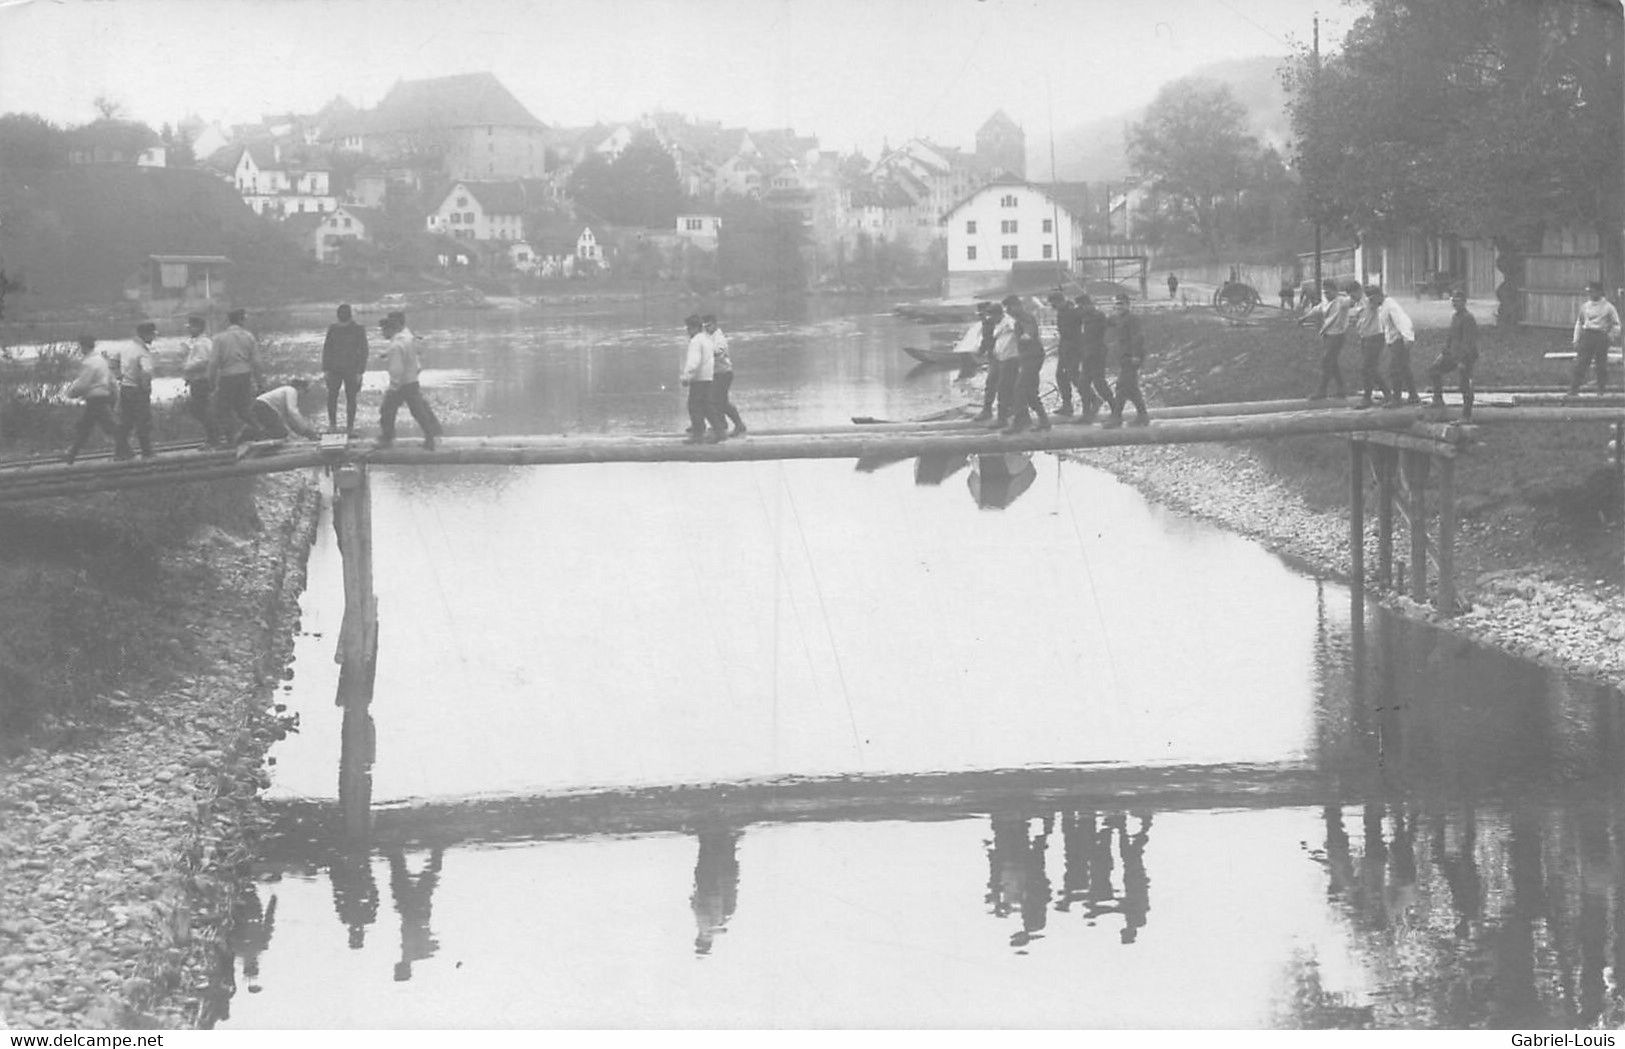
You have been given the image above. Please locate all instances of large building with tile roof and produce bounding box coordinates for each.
[318,72,550,181]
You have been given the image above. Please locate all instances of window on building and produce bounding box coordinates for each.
[1043,245,1053,259]
[1001,220,1018,234]
[457,196,468,207]
[1001,245,1019,260]
[1043,218,1053,233]
[343,218,352,229]
[967,246,978,260]
[966,220,977,234]
[1000,195,1018,207]
[685,218,703,231]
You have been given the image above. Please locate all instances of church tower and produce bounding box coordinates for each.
[976,110,1026,178]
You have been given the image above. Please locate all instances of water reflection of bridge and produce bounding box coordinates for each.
[213,571,1625,1030]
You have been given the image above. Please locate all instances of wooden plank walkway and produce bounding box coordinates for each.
[256,760,1381,859]
[0,397,1617,505]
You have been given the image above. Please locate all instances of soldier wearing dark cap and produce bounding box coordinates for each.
[1569,280,1621,395]
[1076,293,1113,422]
[1103,294,1149,428]
[180,314,221,446]
[377,310,442,449]
[1348,282,1391,408]
[114,321,158,459]
[210,307,263,443]
[679,313,725,442]
[703,313,746,436]
[1050,292,1085,415]
[1428,289,1479,418]
[323,303,369,435]
[1001,295,1050,433]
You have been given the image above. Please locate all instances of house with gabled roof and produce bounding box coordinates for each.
[940,176,1094,298]
[327,72,550,181]
[212,141,336,217]
[425,179,550,242]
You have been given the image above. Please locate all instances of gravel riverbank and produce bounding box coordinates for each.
[1073,441,1625,687]
[0,471,320,1030]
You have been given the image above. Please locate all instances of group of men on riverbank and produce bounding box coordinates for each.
[1298,277,1619,417]
[678,312,747,443]
[967,291,1148,431]
[63,304,442,463]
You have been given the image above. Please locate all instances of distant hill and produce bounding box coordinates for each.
[1037,55,1293,182]
[0,165,260,309]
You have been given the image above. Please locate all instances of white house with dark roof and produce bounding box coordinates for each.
[425,180,548,241]
[221,142,335,217]
[941,176,1093,297]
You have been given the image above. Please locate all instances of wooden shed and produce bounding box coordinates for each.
[1522,227,1607,329]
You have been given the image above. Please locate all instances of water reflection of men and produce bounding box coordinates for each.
[234,885,278,993]
[1118,813,1152,944]
[986,813,1052,948]
[388,847,444,981]
[690,829,742,956]
[1431,810,1482,938]
[330,846,379,951]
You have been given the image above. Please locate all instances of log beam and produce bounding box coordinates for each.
[1349,440,1365,589]
[1376,447,1396,590]
[1405,450,1431,603]
[1437,455,1457,615]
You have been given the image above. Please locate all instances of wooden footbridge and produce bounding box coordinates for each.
[0,391,1618,624]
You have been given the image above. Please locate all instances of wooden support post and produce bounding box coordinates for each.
[1376,447,1395,590]
[1349,440,1365,590]
[1405,450,1430,603]
[333,463,377,681]
[1437,455,1457,615]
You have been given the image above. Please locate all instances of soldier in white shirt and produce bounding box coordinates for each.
[1367,287,1420,407]
[114,321,157,459]
[251,378,319,440]
[180,314,221,447]
[1568,280,1621,396]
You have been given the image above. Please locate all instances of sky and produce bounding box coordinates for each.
[0,0,1352,156]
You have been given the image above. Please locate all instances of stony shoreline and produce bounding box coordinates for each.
[1073,441,1625,688]
[0,471,320,1030]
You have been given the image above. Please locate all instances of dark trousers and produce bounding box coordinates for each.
[1081,352,1113,419]
[216,372,258,441]
[1008,348,1048,429]
[1316,332,1347,397]
[1055,344,1084,410]
[685,380,724,437]
[1387,339,1419,404]
[713,370,744,430]
[1359,336,1390,404]
[186,378,219,445]
[252,401,290,440]
[1111,364,1146,419]
[67,396,119,462]
[326,369,363,431]
[115,384,152,458]
[1570,330,1611,393]
[380,382,442,441]
[1427,351,1476,413]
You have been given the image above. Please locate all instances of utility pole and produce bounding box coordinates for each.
[1313,12,1323,295]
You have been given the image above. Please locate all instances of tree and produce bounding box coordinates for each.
[92,95,123,121]
[0,113,66,171]
[566,132,683,227]
[1284,0,1624,268]
[1127,79,1263,260]
[159,122,196,168]
[715,196,809,291]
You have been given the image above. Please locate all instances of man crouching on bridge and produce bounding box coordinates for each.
[250,378,320,441]
[376,310,442,451]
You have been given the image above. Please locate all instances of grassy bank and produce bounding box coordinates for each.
[1135,308,1623,589]
[0,357,264,744]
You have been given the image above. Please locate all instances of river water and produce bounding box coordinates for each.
[212,298,1625,1029]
